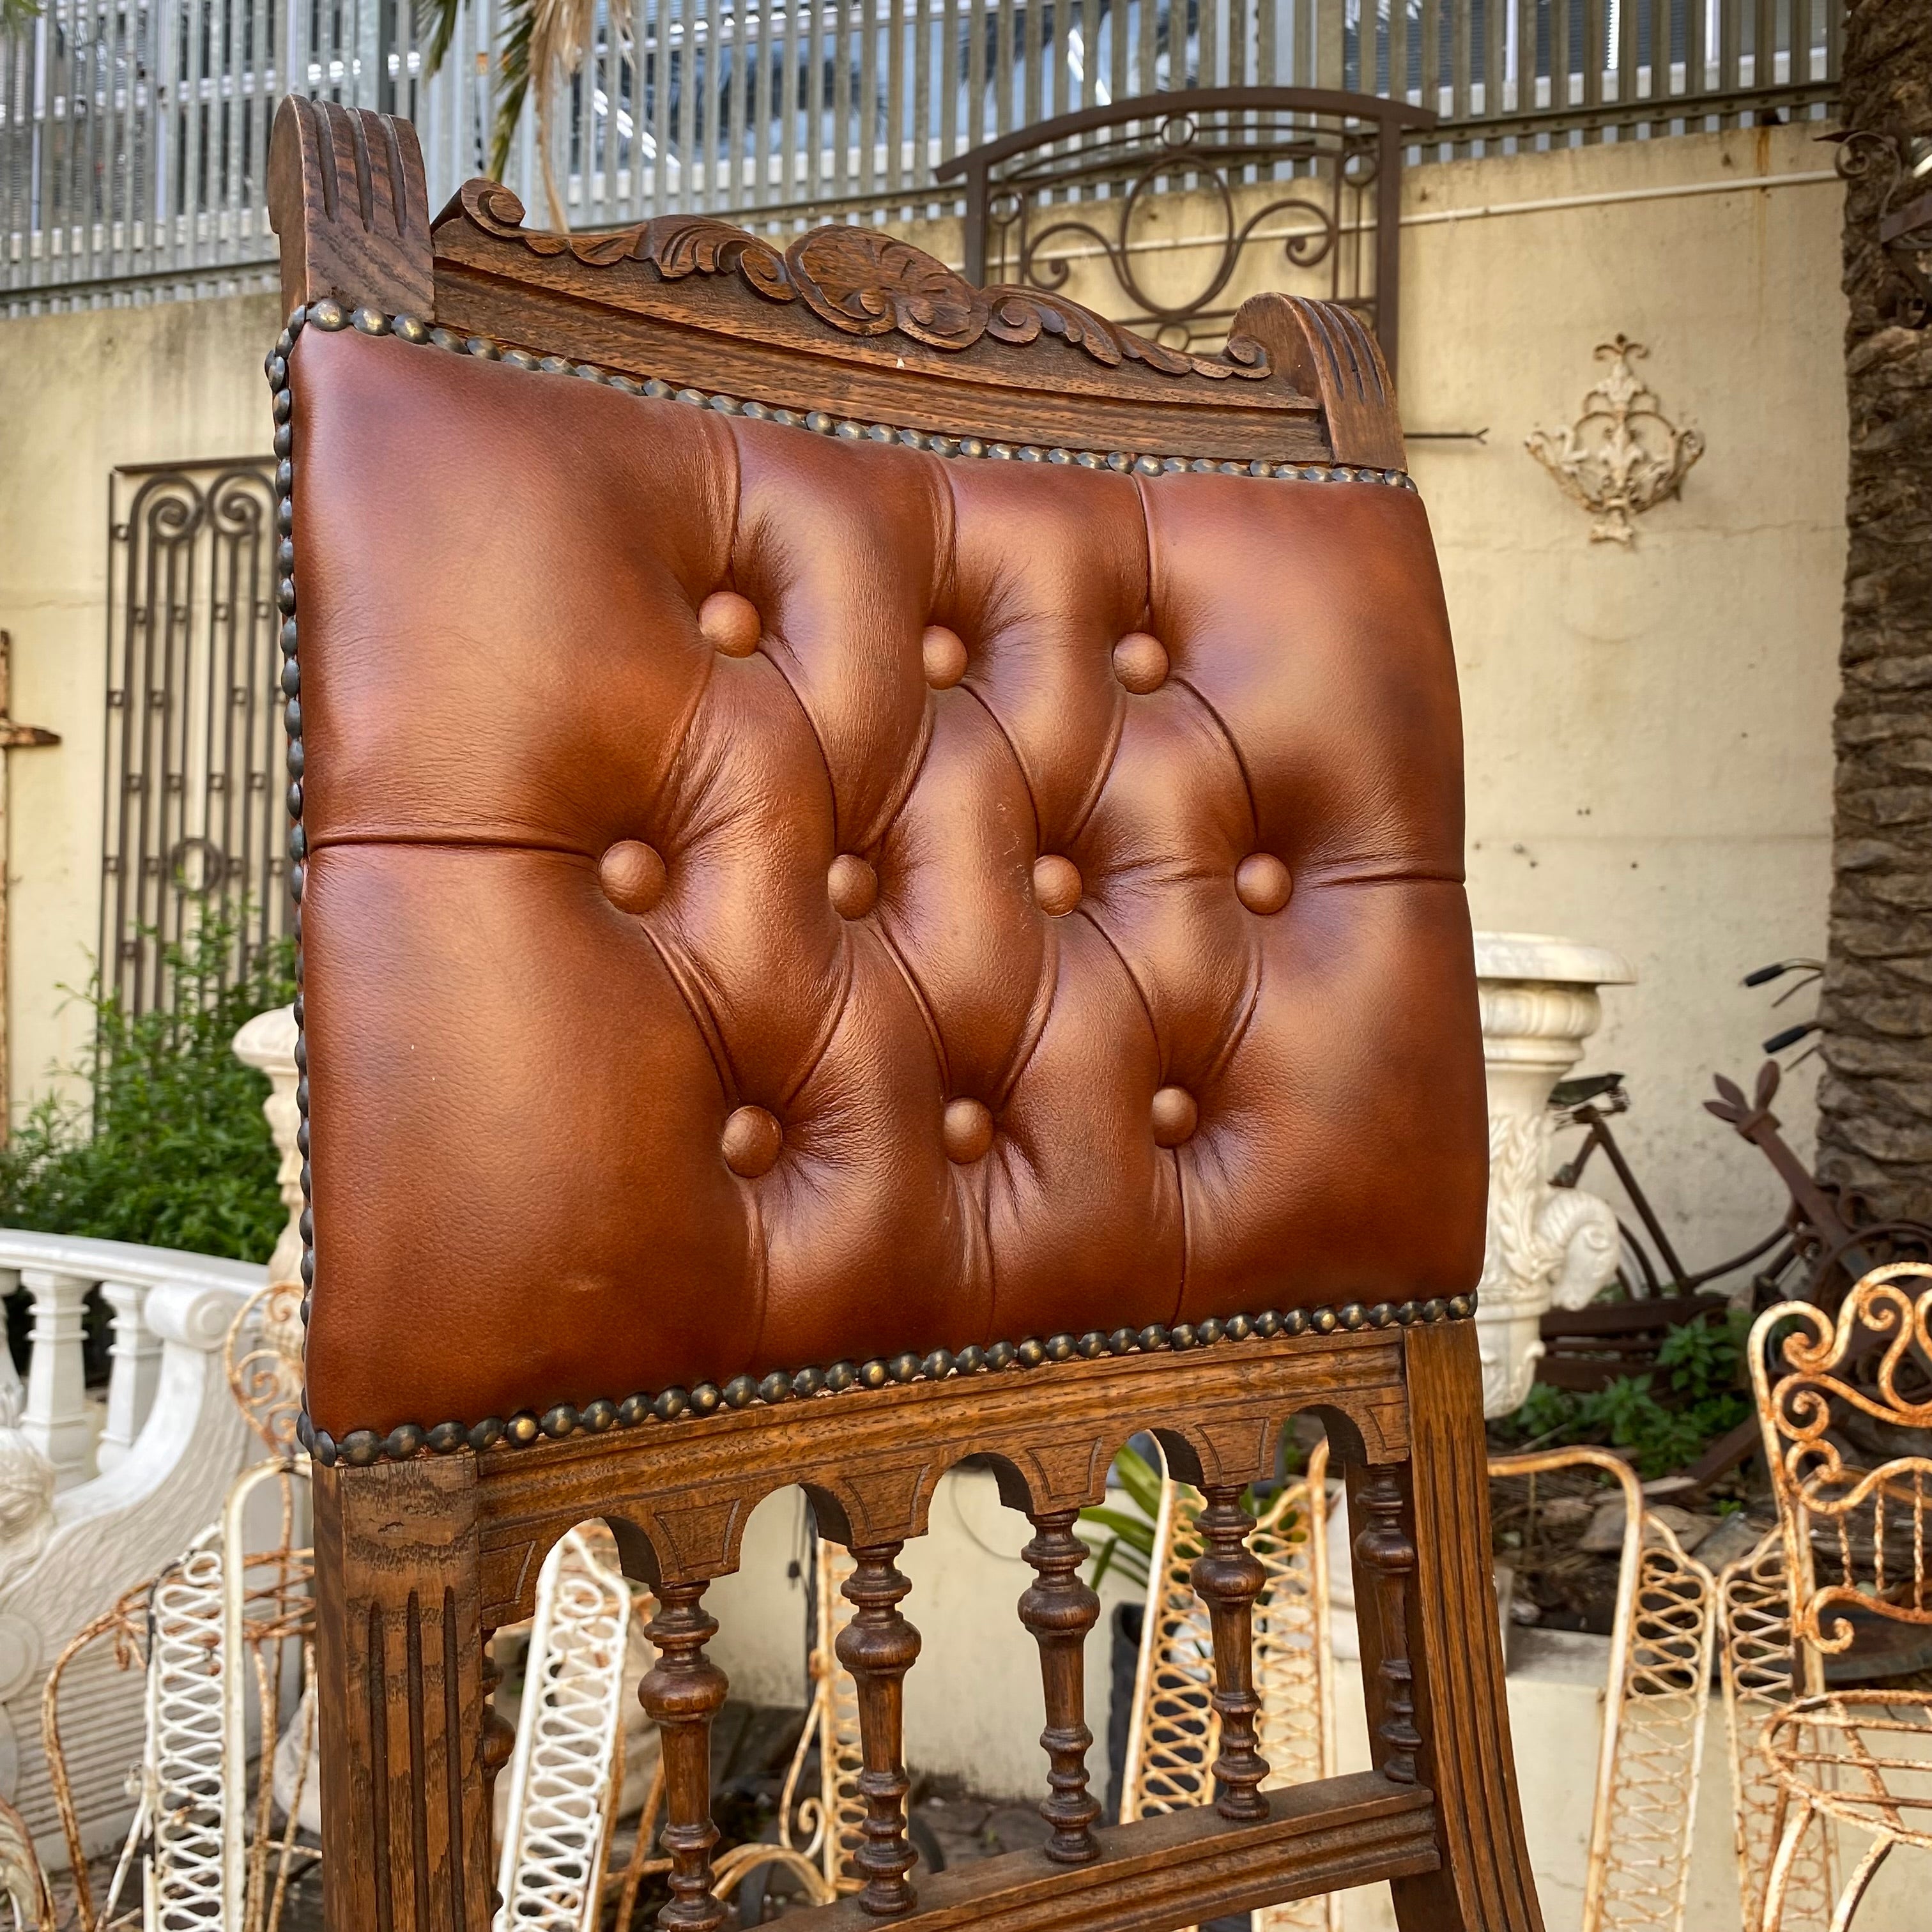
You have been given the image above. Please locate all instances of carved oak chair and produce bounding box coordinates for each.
[265,92,1542,1932]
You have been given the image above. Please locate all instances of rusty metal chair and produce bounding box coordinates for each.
[1749,1262,1932,1930]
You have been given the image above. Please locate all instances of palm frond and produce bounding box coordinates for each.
[412,0,569,213]
[413,0,466,79]
[487,0,536,185]
[1089,1536,1149,1591]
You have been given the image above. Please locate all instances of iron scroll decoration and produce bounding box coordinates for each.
[102,459,286,1015]
[937,88,1440,378]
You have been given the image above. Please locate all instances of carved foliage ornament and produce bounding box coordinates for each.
[1525,335,1704,546]
[457,183,1272,383]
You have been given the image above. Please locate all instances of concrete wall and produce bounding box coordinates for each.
[1410,125,1844,1269]
[893,119,1846,1266]
[0,291,282,1107]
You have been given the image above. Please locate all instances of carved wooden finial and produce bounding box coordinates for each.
[268,95,434,321]
[1229,294,1406,471]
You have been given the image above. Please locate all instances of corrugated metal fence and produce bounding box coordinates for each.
[3,0,1839,307]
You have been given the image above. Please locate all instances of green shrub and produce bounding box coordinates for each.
[0,916,296,1262]
[1499,1308,1754,1480]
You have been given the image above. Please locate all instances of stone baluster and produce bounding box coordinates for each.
[231,1005,304,1291]
[20,1268,93,1489]
[95,1279,160,1471]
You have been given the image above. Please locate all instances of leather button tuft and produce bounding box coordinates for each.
[721,1105,783,1177]
[1151,1086,1199,1147]
[700,590,762,657]
[829,853,879,919]
[942,1098,994,1164]
[599,840,666,914]
[922,624,969,690]
[1112,631,1170,693]
[1236,853,1292,916]
[1032,854,1082,916]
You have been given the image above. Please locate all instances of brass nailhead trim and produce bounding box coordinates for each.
[297,296,1420,491]
[296,1294,1480,1467]
[273,296,1441,1472]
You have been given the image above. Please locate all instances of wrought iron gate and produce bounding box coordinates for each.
[102,457,287,1015]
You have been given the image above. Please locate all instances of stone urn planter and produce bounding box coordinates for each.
[1473,932,1636,1418]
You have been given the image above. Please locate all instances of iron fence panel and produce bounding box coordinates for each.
[3,0,1841,307]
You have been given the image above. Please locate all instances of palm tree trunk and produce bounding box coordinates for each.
[1816,0,1932,1223]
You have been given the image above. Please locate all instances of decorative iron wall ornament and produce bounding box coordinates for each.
[938,88,1438,376]
[1525,337,1705,548]
[103,459,287,1013]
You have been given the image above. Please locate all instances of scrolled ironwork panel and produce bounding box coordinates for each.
[103,457,286,1015]
[942,88,1429,374]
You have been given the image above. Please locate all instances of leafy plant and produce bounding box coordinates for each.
[1081,1442,1163,1589]
[1498,1309,1753,1480]
[0,914,296,1262]
[1079,1438,1304,1590]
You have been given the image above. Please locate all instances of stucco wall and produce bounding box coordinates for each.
[1409,125,1843,1269]
[0,291,282,1107]
[893,119,1845,1264]
[0,123,1841,1266]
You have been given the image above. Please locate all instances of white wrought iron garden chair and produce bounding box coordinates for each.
[1118,1438,1338,1932]
[1121,1439,1718,1932]
[1718,1523,1839,1932]
[1487,1447,1717,1932]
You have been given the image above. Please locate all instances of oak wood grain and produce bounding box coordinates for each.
[268,96,433,318]
[795,1772,1439,1932]
[1379,1319,1545,1932]
[469,1333,1408,1620]
[1017,1512,1103,1864]
[313,1455,493,1932]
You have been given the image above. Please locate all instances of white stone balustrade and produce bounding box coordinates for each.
[231,1005,303,1298]
[1473,931,1636,1417]
[0,1246,260,1867]
[16,1270,91,1490]
[96,1280,160,1473]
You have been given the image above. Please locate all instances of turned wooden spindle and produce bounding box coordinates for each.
[1190,1483,1271,1821]
[1352,1464,1422,1784]
[835,1542,923,1915]
[1017,1509,1103,1863]
[640,1580,730,1931]
[1012,1499,1105,1862]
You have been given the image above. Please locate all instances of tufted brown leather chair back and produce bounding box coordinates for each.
[269,95,1536,1932]
[281,195,1484,1459]
[291,316,1484,1446]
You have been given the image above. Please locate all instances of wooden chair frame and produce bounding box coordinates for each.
[266,93,1542,1932]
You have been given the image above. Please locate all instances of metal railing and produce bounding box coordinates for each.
[3,0,1841,307]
